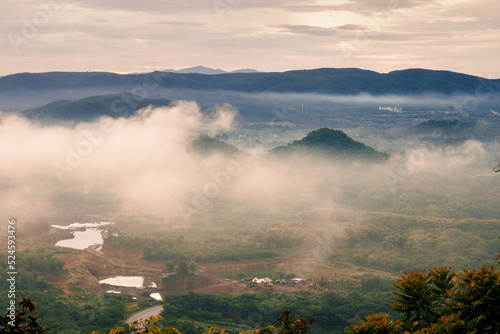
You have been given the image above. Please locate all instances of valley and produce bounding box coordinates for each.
[1,67,499,333]
[22,219,396,297]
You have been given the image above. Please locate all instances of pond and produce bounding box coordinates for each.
[99,276,157,288]
[52,222,112,250]
[150,293,162,301]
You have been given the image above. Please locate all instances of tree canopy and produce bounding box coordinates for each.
[347,265,500,333]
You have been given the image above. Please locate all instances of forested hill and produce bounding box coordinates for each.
[21,93,171,122]
[270,128,388,160]
[1,68,499,95]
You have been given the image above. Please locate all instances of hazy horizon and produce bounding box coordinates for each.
[2,0,500,77]
[1,65,499,79]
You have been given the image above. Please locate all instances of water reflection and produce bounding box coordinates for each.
[150,293,162,300]
[52,222,112,250]
[99,276,144,288]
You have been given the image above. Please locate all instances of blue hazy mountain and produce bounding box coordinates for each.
[1,68,499,122]
[162,66,259,75]
[2,68,498,96]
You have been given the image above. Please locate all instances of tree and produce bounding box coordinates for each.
[496,237,500,267]
[239,326,276,334]
[272,269,282,281]
[352,261,500,333]
[0,298,49,334]
[96,316,181,334]
[177,260,188,276]
[164,261,175,273]
[345,313,404,334]
[390,267,455,331]
[188,260,197,275]
[448,265,500,333]
[208,327,230,334]
[276,310,314,334]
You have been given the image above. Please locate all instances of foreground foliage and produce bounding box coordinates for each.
[156,288,394,333]
[96,310,313,334]
[0,298,49,334]
[347,265,500,333]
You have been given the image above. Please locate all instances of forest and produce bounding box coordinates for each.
[1,97,499,333]
[3,260,500,333]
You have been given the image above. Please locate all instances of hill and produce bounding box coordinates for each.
[189,134,240,156]
[270,128,388,160]
[21,93,171,123]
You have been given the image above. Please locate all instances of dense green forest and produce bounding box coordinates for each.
[156,288,395,334]
[105,209,500,275]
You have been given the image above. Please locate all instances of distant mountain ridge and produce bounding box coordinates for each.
[162,66,259,75]
[2,67,499,117]
[1,68,498,97]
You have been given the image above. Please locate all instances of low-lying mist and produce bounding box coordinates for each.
[0,101,497,232]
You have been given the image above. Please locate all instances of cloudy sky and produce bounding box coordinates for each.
[2,0,499,77]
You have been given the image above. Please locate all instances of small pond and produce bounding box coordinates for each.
[99,276,156,289]
[52,222,112,250]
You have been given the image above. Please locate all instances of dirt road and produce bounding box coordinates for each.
[125,305,164,324]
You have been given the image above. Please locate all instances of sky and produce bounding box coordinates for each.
[1,0,500,77]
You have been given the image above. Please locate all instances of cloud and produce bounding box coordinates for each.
[0,100,495,230]
[155,21,205,27]
[205,103,239,135]
[337,24,365,30]
[273,25,340,36]
[255,91,500,109]
[70,0,214,14]
[329,0,436,14]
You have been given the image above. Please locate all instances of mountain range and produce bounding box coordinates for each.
[1,68,498,97]
[1,67,499,125]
